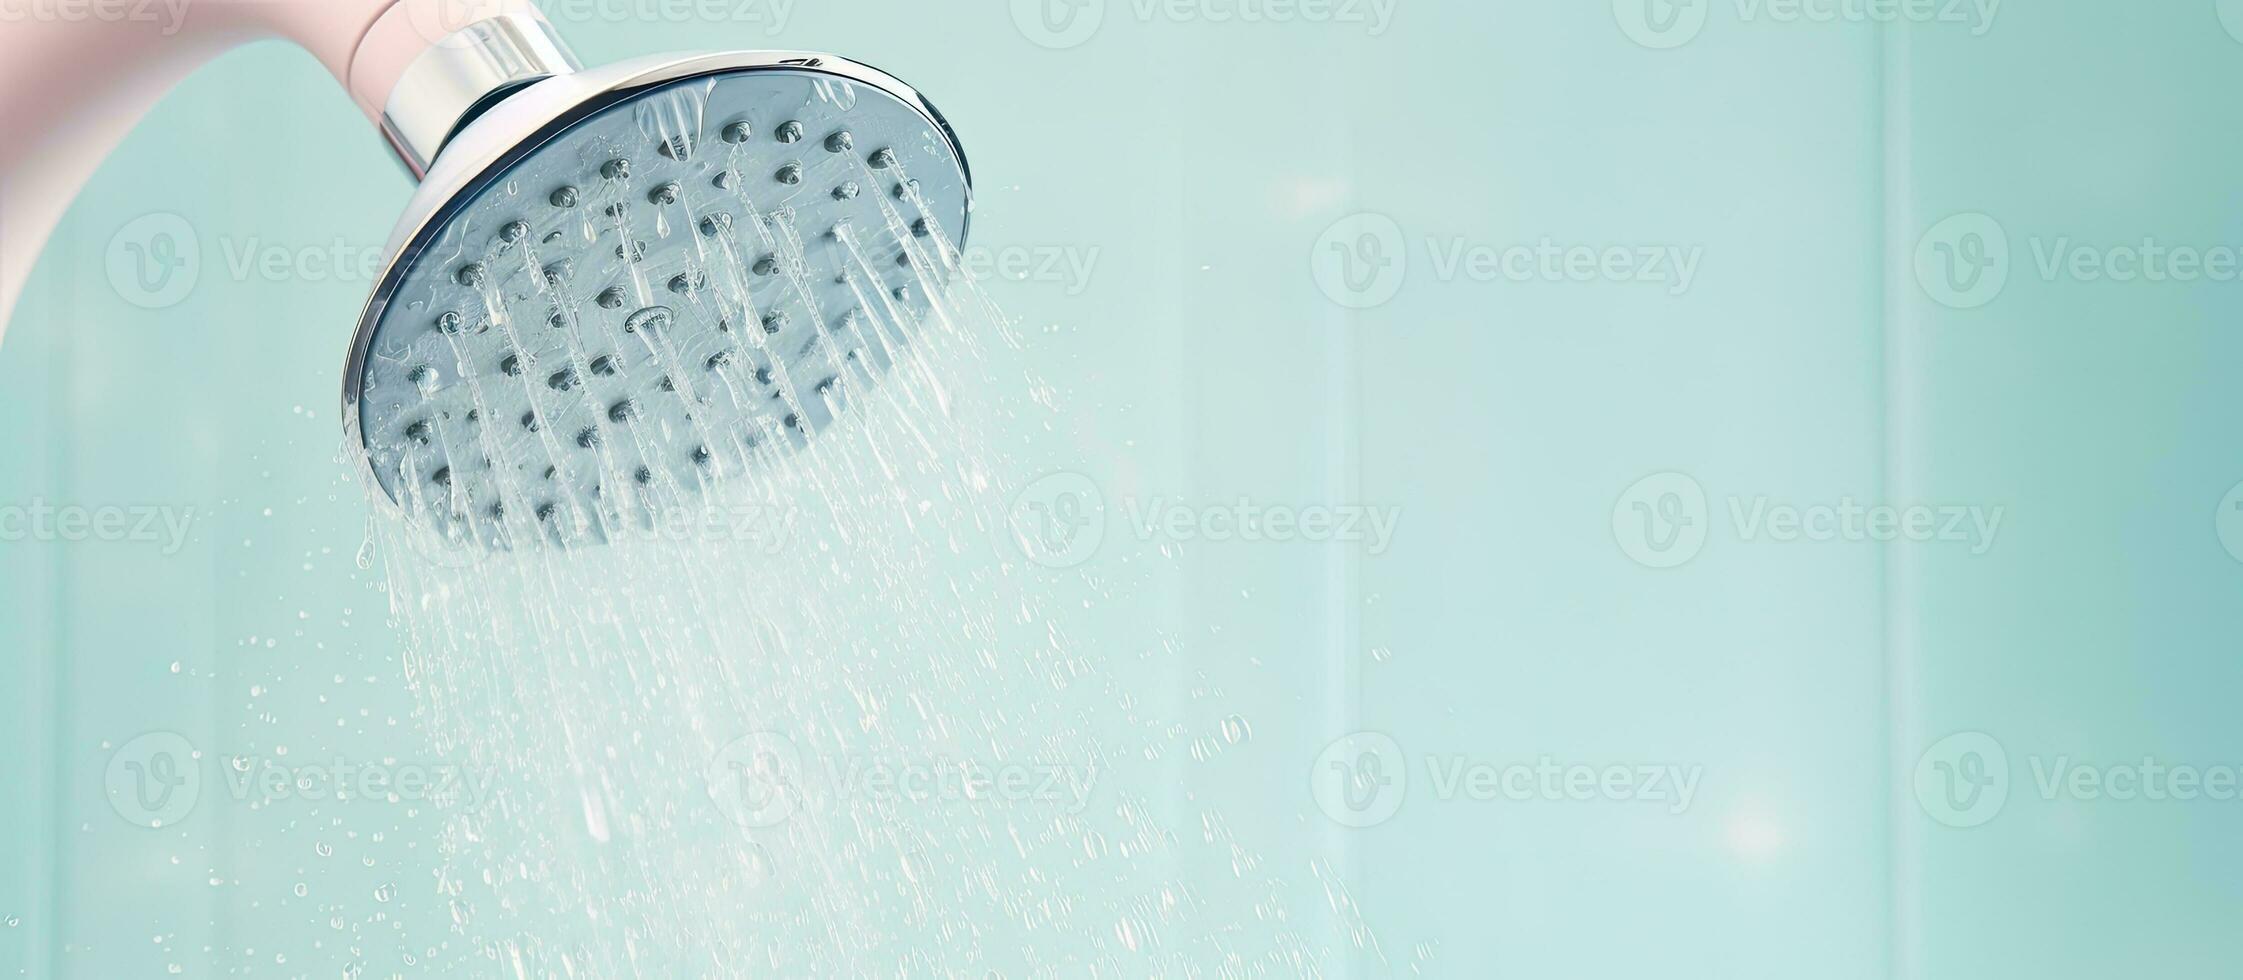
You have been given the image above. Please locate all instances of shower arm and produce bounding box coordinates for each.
[0,0,579,341]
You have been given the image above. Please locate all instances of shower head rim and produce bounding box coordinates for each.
[341,49,973,523]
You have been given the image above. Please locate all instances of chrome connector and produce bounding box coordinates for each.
[380,10,581,180]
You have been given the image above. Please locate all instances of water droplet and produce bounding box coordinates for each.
[1221,714,1252,744]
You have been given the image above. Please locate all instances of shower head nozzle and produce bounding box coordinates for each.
[343,35,973,549]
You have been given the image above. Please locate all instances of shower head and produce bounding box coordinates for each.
[0,0,971,550]
[346,15,974,548]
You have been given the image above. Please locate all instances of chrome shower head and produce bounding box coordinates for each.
[349,44,973,549]
[0,2,973,548]
[343,22,973,549]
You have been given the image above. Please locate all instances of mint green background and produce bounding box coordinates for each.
[5,1,2243,976]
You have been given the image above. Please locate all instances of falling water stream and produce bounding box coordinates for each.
[350,85,1393,977]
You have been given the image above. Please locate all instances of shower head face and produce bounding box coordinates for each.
[346,53,971,548]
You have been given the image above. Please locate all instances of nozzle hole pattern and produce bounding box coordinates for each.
[354,68,969,548]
